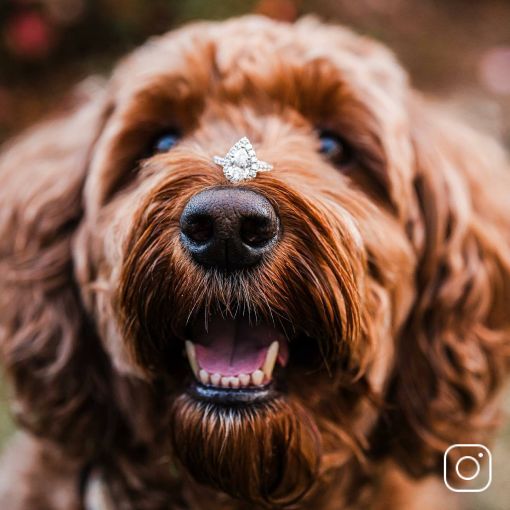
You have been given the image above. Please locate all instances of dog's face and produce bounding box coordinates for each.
[2,16,509,509]
[76,16,416,504]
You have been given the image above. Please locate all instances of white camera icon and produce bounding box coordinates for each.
[444,444,492,492]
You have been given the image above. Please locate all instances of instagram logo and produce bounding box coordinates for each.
[444,444,492,492]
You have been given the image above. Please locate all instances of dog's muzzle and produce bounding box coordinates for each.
[178,181,286,405]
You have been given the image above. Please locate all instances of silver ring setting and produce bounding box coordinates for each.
[213,137,272,183]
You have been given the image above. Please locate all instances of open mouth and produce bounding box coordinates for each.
[184,315,289,393]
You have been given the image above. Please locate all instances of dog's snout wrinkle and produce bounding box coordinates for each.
[180,187,279,271]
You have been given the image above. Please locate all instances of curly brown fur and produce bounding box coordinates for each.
[0,16,509,510]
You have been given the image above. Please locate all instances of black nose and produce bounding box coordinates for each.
[180,187,280,271]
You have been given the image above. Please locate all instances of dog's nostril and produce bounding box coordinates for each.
[240,216,277,247]
[182,215,214,244]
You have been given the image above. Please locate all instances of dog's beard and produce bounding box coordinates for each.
[170,393,321,507]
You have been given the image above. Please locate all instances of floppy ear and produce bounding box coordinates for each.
[0,80,116,456]
[379,96,510,475]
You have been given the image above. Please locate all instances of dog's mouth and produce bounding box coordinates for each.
[184,315,289,399]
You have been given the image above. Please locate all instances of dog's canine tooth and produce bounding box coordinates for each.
[211,373,221,386]
[230,376,240,388]
[261,341,279,380]
[251,370,264,386]
[185,341,199,377]
[239,374,250,387]
[221,376,230,388]
[199,369,209,385]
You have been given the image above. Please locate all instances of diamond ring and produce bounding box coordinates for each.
[213,137,273,183]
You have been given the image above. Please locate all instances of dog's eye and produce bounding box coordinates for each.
[319,132,353,167]
[152,131,181,154]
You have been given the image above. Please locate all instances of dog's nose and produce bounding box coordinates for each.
[180,187,279,270]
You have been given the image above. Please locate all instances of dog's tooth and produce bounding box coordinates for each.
[221,376,230,388]
[261,341,279,380]
[211,373,221,386]
[251,370,264,386]
[199,369,209,385]
[239,373,250,387]
[230,376,240,388]
[185,341,199,377]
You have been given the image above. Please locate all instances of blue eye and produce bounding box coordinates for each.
[153,131,181,154]
[319,132,353,166]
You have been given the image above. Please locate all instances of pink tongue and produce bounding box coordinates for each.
[193,316,288,377]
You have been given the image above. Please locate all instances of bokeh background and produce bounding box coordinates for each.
[1,1,509,508]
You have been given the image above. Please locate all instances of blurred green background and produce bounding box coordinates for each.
[1,1,509,508]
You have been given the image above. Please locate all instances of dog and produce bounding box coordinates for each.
[0,15,509,510]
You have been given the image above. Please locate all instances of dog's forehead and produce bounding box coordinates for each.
[110,16,407,109]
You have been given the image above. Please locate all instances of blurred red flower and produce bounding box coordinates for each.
[4,11,56,59]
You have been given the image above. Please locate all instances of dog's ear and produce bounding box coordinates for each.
[379,97,510,475]
[0,80,115,454]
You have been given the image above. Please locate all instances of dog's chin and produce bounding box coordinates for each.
[168,314,322,506]
[170,390,321,507]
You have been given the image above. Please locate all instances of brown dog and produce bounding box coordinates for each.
[0,15,509,510]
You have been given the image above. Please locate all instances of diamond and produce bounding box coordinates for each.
[233,148,250,167]
[213,137,273,183]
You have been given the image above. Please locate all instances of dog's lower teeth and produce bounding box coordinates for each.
[195,370,268,388]
[194,368,269,388]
